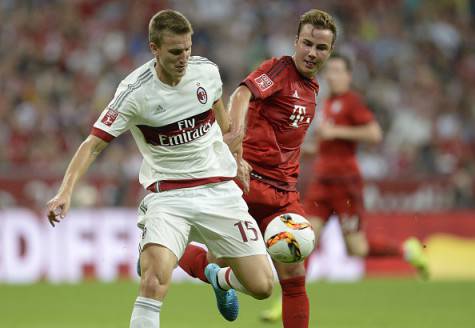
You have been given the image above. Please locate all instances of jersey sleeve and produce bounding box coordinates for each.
[350,94,374,125]
[241,57,285,100]
[210,63,223,103]
[91,81,140,142]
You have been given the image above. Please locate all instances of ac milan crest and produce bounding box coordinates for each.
[197,87,207,104]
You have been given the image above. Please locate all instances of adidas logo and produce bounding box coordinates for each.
[156,105,166,113]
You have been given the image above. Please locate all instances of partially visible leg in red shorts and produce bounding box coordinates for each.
[303,178,335,234]
[312,178,402,258]
[243,179,306,232]
[245,178,310,328]
[328,178,369,257]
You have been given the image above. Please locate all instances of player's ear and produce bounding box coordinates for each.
[149,42,159,56]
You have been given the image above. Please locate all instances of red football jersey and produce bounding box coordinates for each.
[241,56,319,190]
[314,90,374,178]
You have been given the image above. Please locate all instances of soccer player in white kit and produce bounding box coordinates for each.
[46,9,274,328]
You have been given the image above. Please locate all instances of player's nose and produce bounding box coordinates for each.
[308,47,317,58]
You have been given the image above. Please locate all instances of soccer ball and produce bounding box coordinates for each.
[264,213,315,263]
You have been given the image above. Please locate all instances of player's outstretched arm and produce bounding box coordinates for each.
[46,135,109,227]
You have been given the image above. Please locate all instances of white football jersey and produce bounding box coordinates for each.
[92,56,236,189]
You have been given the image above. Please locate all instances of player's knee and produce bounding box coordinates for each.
[244,269,274,300]
[345,230,368,258]
[347,241,368,257]
[250,277,274,300]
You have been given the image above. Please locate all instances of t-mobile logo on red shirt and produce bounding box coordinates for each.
[289,105,310,128]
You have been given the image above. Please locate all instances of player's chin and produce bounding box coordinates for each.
[300,66,318,78]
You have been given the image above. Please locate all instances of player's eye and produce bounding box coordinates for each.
[169,49,183,55]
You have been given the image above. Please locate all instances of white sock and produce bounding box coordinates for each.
[217,267,251,295]
[130,296,162,328]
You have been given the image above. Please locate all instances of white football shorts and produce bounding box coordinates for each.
[137,180,267,260]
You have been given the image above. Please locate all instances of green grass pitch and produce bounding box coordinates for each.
[1,279,474,328]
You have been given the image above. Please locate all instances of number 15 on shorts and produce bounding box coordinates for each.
[234,220,259,242]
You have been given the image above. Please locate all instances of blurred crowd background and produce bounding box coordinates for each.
[0,0,474,210]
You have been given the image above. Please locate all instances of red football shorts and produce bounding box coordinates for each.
[303,177,364,233]
[243,178,306,233]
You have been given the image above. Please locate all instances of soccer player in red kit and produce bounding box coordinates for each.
[304,53,386,259]
[260,53,429,323]
[304,53,428,277]
[178,9,336,328]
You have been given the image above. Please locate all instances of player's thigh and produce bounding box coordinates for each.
[192,181,268,259]
[224,254,275,299]
[245,179,307,233]
[333,183,368,256]
[333,183,364,236]
[243,179,284,232]
[138,192,192,261]
[305,203,332,242]
[303,182,333,230]
[139,244,178,300]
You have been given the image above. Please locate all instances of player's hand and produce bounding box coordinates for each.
[317,122,338,140]
[46,193,71,227]
[236,158,252,193]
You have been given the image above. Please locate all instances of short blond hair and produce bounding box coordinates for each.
[297,9,337,46]
[149,9,193,46]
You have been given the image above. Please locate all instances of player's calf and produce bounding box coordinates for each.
[222,255,274,300]
[130,244,176,328]
[138,245,176,299]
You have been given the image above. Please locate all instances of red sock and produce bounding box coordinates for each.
[178,245,209,283]
[367,235,403,257]
[280,276,309,328]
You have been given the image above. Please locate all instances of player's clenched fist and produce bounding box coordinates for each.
[46,193,71,227]
[236,158,252,193]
